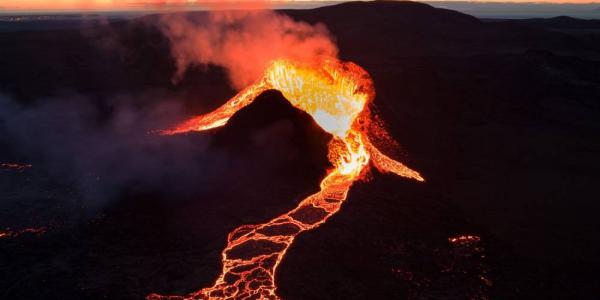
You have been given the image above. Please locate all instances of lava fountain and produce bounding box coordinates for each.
[149,58,424,300]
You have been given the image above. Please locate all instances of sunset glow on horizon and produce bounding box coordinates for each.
[1,0,599,12]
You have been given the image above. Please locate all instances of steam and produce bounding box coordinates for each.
[160,9,338,89]
[0,92,316,212]
[0,4,340,216]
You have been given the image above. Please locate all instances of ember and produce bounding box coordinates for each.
[449,235,481,245]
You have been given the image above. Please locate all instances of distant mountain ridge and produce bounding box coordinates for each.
[513,15,600,29]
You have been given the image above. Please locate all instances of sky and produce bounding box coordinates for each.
[1,0,599,12]
[428,1,600,18]
[0,0,330,12]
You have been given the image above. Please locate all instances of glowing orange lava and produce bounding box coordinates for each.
[150,58,423,300]
[0,227,46,240]
[449,235,481,245]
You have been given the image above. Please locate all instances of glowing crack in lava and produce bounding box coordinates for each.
[149,59,424,300]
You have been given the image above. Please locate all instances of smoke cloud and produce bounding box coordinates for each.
[0,92,318,215]
[0,4,339,222]
[0,93,219,212]
[159,9,338,89]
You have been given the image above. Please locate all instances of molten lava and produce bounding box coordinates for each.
[150,59,423,300]
[0,227,46,240]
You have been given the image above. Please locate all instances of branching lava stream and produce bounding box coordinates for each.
[149,59,424,300]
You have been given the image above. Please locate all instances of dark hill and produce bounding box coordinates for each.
[505,16,600,30]
[213,90,331,177]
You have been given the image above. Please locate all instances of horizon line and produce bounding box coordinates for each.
[1,1,599,13]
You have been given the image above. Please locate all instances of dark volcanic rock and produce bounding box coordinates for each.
[213,90,332,177]
[278,172,489,300]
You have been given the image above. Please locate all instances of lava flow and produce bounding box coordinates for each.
[0,227,46,240]
[150,59,424,300]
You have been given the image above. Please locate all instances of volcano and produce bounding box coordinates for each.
[150,58,424,299]
[1,1,600,300]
